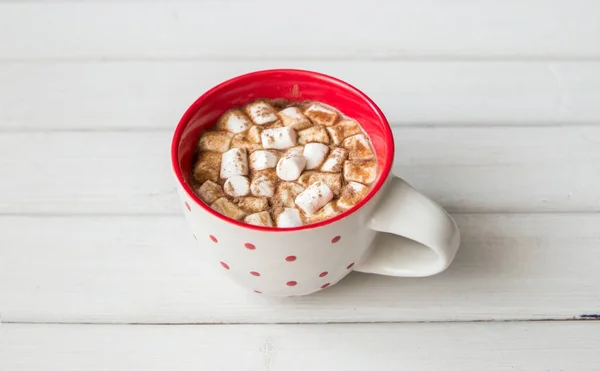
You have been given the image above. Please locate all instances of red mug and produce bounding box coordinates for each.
[171,69,460,296]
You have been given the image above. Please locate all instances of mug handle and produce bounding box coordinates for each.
[355,177,460,277]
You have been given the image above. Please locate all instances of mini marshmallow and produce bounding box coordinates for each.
[250,174,276,197]
[337,181,370,210]
[196,180,224,204]
[286,145,305,156]
[264,121,284,129]
[216,109,252,134]
[224,175,250,197]
[321,147,348,173]
[211,197,247,221]
[276,207,304,228]
[298,125,330,145]
[249,150,278,170]
[220,148,249,179]
[306,202,342,224]
[247,125,262,143]
[193,152,222,183]
[343,133,374,160]
[231,133,260,152]
[304,104,339,126]
[245,101,279,125]
[303,143,329,170]
[298,171,343,196]
[198,131,233,153]
[236,197,269,213]
[272,182,305,208]
[261,126,298,149]
[343,160,377,184]
[276,151,306,181]
[244,211,274,227]
[279,107,313,130]
[295,181,334,216]
[326,119,362,145]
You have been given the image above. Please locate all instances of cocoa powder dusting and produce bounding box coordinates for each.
[191,98,378,227]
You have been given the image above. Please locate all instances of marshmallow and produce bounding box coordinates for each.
[236,196,269,213]
[264,121,284,129]
[343,160,377,184]
[286,145,305,156]
[276,151,306,181]
[249,150,278,170]
[193,151,221,183]
[304,104,339,126]
[211,197,247,220]
[337,181,370,210]
[198,131,233,153]
[231,133,260,152]
[276,207,304,228]
[216,109,252,134]
[295,181,334,216]
[261,127,298,149]
[306,201,342,224]
[245,101,279,125]
[247,125,262,143]
[321,147,348,173]
[343,133,375,160]
[196,180,224,204]
[303,143,329,170]
[326,119,362,145]
[298,125,330,145]
[298,171,343,196]
[272,182,305,208]
[224,175,250,197]
[250,173,276,197]
[244,211,274,227]
[220,148,249,179]
[279,107,313,130]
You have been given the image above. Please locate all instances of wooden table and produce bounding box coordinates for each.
[1,1,599,369]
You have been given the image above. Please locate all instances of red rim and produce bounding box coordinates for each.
[171,69,394,233]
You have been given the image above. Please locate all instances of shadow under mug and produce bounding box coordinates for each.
[171,69,460,297]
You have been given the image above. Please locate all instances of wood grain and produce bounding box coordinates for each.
[2,322,599,370]
[1,128,598,215]
[1,0,599,59]
[2,61,600,130]
[1,214,599,323]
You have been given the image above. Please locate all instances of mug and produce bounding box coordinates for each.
[171,69,460,297]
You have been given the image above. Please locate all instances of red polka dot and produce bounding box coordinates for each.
[321,283,330,289]
[285,256,296,262]
[244,243,256,250]
[185,202,191,211]
[250,271,260,277]
[286,281,297,287]
[220,261,230,270]
[331,236,341,243]
[253,290,262,294]
[209,235,218,243]
[319,271,328,278]
[346,262,355,269]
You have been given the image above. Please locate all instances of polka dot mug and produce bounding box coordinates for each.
[171,69,460,297]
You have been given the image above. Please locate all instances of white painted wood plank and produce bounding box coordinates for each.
[1,322,599,370]
[2,61,600,129]
[1,1,600,59]
[1,214,599,323]
[0,128,598,214]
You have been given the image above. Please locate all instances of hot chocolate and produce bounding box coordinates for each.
[191,99,378,228]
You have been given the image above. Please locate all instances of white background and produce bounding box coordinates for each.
[1,1,599,369]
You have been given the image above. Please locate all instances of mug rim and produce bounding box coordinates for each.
[171,68,394,232]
